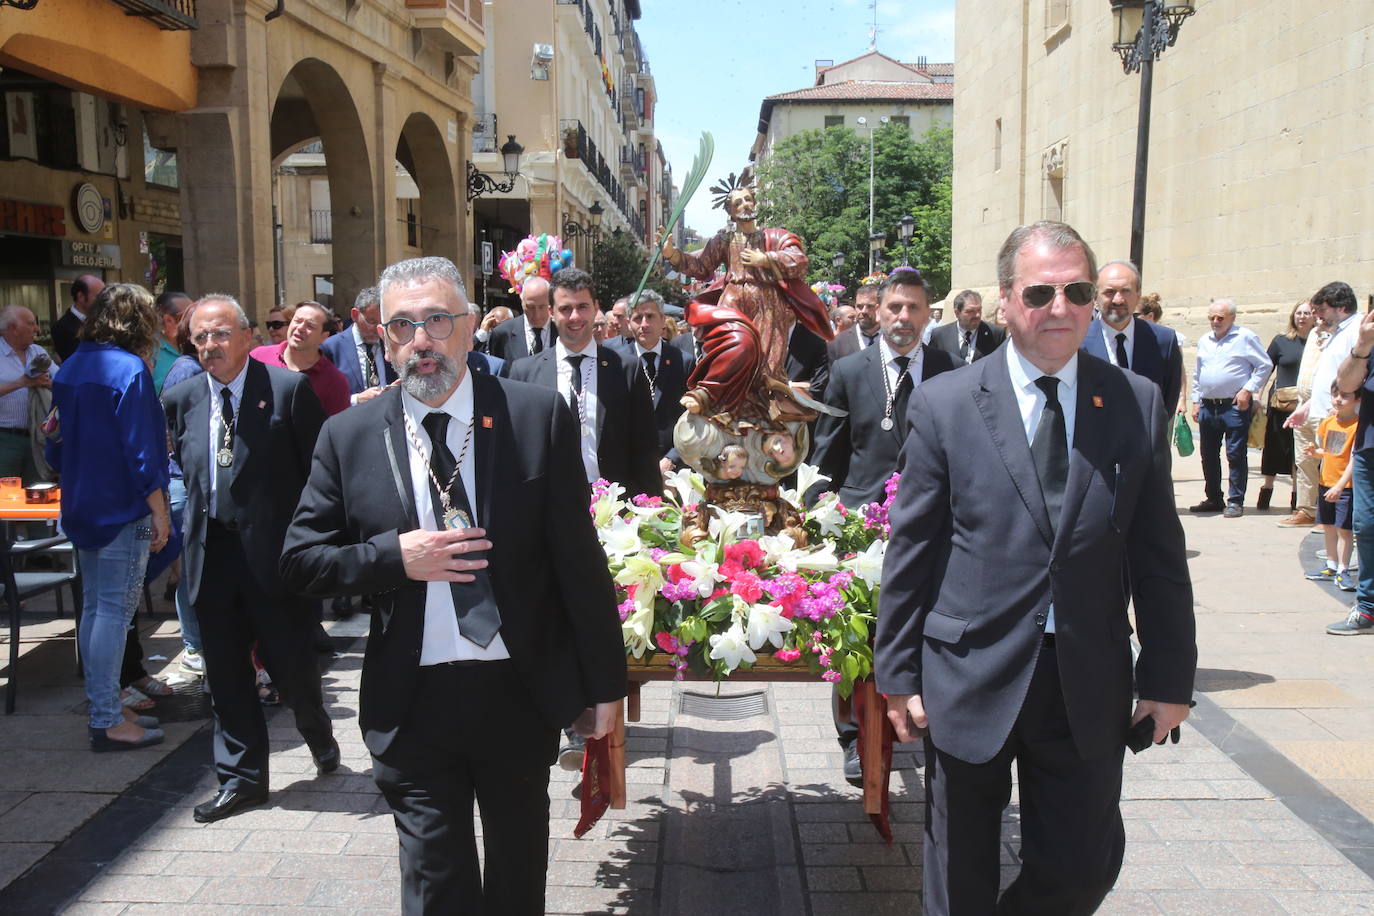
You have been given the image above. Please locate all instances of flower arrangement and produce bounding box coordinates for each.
[858,273,886,287]
[591,466,899,698]
[810,281,846,309]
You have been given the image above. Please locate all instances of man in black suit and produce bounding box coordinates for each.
[786,321,829,400]
[1084,260,1185,412]
[607,289,693,473]
[52,273,105,361]
[321,285,398,404]
[164,295,337,823]
[509,268,661,501]
[876,222,1195,915]
[928,288,1005,364]
[280,257,625,915]
[826,283,881,361]
[485,276,554,361]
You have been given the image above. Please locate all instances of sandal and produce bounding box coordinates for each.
[120,687,156,711]
[132,676,173,697]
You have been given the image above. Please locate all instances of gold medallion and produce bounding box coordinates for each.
[442,507,472,531]
[216,448,234,467]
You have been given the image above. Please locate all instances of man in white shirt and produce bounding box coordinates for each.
[0,306,52,484]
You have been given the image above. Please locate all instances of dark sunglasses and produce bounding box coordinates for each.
[265,320,288,330]
[1020,281,1097,309]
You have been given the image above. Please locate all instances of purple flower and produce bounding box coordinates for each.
[617,598,635,622]
[821,670,843,683]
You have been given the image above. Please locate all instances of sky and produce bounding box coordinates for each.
[637,0,956,236]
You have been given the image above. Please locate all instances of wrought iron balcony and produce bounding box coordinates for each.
[108,0,197,31]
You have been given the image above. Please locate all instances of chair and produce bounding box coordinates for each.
[2,534,82,714]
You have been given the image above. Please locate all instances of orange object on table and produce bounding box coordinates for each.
[0,488,61,521]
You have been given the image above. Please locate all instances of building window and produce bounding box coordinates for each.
[1042,140,1067,222]
[1046,0,1069,34]
[144,125,179,189]
[994,118,1003,172]
[823,115,844,129]
[889,115,909,129]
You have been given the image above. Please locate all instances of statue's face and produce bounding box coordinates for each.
[727,188,757,221]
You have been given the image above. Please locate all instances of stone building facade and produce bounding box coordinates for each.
[951,0,1373,333]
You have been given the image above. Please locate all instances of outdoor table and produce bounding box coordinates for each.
[612,656,890,817]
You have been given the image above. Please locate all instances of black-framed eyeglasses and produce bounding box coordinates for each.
[382,312,470,344]
[1019,281,1097,309]
[264,320,287,330]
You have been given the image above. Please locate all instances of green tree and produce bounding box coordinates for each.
[755,122,954,300]
[589,230,686,308]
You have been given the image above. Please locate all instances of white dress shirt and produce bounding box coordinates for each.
[0,340,49,428]
[206,360,250,508]
[555,339,601,482]
[525,320,552,355]
[1006,342,1080,634]
[1100,319,1136,370]
[401,376,511,664]
[1310,312,1359,420]
[877,338,925,395]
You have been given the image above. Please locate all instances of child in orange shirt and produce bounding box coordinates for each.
[1303,382,1359,589]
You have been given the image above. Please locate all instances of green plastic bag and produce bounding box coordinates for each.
[1173,412,1194,458]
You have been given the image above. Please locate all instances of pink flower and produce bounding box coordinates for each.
[655,631,678,653]
[632,494,664,507]
[774,648,802,663]
[821,670,843,683]
[724,540,765,570]
[730,570,764,604]
[617,598,635,622]
[717,559,745,580]
[828,570,854,590]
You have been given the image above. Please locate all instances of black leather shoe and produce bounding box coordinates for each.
[842,741,863,787]
[330,596,355,619]
[1189,499,1224,513]
[193,787,268,823]
[312,738,341,776]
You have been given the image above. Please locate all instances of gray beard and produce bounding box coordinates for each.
[400,350,459,401]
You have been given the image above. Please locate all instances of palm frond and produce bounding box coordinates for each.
[630,131,714,306]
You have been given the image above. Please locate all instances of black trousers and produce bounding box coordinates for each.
[197,524,334,790]
[921,642,1126,916]
[372,660,559,916]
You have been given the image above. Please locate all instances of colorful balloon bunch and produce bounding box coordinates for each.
[498,233,574,294]
[810,281,847,309]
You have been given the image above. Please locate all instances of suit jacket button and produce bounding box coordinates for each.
[1050,562,1061,573]
[1034,613,1046,628]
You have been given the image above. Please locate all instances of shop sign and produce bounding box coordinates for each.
[62,241,122,270]
[0,199,66,237]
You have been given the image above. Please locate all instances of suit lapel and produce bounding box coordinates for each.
[185,379,212,505]
[1057,357,1112,549]
[472,374,497,529]
[860,348,899,443]
[596,347,617,439]
[382,391,419,530]
[231,361,271,483]
[1130,317,1158,381]
[972,354,1054,547]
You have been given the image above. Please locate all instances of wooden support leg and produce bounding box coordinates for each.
[857,681,887,816]
[627,680,641,722]
[608,699,627,809]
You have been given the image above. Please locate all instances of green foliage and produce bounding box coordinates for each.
[756,122,954,300]
[590,231,686,309]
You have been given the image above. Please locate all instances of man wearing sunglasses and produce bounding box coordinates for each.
[877,221,1195,916]
[282,257,625,915]
[1189,298,1273,517]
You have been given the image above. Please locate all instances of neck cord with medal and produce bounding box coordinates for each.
[209,385,235,467]
[638,346,659,401]
[401,408,475,531]
[567,352,593,438]
[878,339,918,432]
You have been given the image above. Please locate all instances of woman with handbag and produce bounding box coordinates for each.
[1259,301,1315,509]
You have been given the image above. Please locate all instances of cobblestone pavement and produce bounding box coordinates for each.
[0,449,1371,914]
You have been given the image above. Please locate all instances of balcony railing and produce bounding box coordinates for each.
[310,209,332,245]
[109,0,197,30]
[561,119,637,231]
[472,113,497,153]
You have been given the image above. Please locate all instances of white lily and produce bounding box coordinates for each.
[756,533,798,565]
[793,542,841,573]
[745,602,795,650]
[708,622,756,672]
[708,508,753,545]
[679,555,725,598]
[622,603,655,658]
[600,515,643,559]
[845,538,886,588]
[591,481,627,527]
[780,463,831,509]
[664,467,704,508]
[614,554,664,602]
[808,492,846,539]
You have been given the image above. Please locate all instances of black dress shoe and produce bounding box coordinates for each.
[842,741,863,787]
[193,787,268,823]
[312,738,341,776]
[1189,499,1224,513]
[330,595,355,619]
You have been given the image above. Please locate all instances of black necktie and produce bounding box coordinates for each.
[1114,332,1129,370]
[531,324,545,354]
[863,332,879,349]
[567,354,585,397]
[359,341,379,388]
[213,387,235,522]
[642,351,658,388]
[960,330,974,363]
[892,355,912,437]
[1031,376,1068,534]
[420,412,501,648]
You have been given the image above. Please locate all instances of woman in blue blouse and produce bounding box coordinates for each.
[48,283,172,751]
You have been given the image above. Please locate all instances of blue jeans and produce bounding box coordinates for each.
[1198,402,1251,505]
[1353,453,1374,616]
[78,516,151,729]
[167,476,201,654]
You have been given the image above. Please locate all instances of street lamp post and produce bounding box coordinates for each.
[832,250,845,286]
[562,200,604,272]
[856,115,889,273]
[869,231,887,275]
[898,214,915,267]
[1110,0,1197,272]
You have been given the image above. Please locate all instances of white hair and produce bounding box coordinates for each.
[629,289,665,313]
[1210,297,1238,316]
[194,293,251,328]
[377,257,468,318]
[0,305,32,333]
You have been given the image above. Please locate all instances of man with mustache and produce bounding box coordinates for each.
[810,267,957,785]
[281,257,625,915]
[163,295,338,822]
